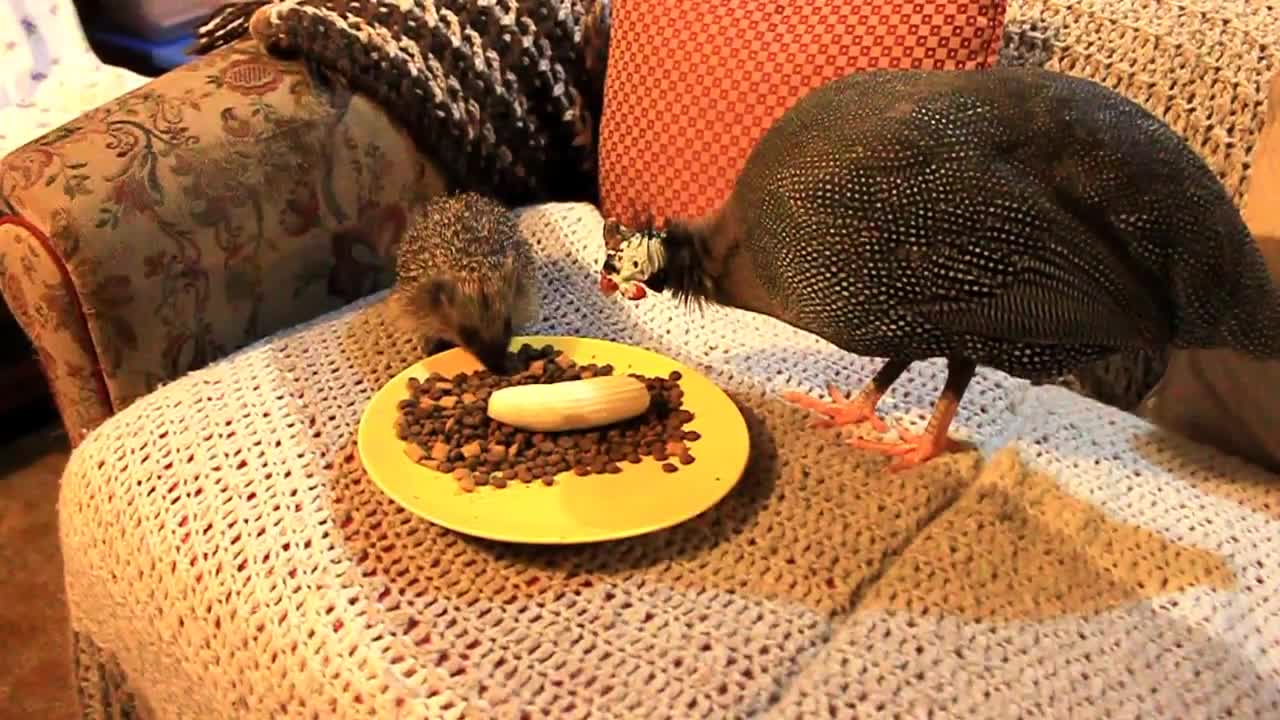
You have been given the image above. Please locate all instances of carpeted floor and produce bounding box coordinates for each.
[0,420,75,719]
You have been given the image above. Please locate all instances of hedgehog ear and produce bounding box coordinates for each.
[426,278,453,310]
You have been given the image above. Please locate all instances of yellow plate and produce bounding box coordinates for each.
[356,336,751,544]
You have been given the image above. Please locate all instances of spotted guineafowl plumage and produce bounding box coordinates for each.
[598,67,1280,469]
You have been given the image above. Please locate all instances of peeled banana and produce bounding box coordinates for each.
[486,375,651,432]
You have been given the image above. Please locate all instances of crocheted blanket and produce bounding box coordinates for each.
[60,203,1280,718]
[191,0,611,206]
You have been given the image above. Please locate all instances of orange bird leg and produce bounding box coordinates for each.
[782,358,912,435]
[848,358,976,471]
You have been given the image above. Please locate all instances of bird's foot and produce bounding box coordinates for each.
[782,383,890,434]
[846,426,963,472]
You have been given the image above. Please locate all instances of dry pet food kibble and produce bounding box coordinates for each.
[396,344,699,491]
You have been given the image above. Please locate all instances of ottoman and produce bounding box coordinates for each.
[59,203,1280,719]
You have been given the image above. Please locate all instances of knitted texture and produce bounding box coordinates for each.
[191,0,611,206]
[1006,0,1279,209]
[597,0,1008,227]
[995,17,1055,69]
[61,203,1280,718]
[71,632,145,719]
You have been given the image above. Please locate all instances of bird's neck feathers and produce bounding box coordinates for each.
[646,222,718,307]
[600,217,717,308]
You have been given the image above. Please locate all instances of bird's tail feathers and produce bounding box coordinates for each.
[1215,266,1280,360]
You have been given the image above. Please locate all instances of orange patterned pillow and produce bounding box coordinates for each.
[598,0,1008,226]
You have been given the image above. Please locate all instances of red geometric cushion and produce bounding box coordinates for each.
[598,0,1008,227]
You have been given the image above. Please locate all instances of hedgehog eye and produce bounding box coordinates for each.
[426,279,451,309]
[631,260,639,269]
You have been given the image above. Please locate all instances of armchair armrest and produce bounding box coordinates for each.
[0,39,441,443]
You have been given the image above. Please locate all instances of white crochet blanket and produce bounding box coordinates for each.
[60,203,1280,719]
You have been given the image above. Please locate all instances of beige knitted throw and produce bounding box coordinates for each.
[1007,0,1279,207]
[60,202,1280,719]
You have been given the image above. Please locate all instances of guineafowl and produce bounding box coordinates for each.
[598,67,1280,470]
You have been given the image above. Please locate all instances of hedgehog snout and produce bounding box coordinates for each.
[458,317,516,375]
[472,336,513,375]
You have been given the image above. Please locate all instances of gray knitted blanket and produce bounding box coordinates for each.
[191,0,612,206]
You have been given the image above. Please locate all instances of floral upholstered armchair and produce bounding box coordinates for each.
[0,0,151,415]
[0,38,445,443]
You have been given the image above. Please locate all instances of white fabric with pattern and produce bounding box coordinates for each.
[0,0,148,156]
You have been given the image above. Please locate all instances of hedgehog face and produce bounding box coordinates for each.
[390,193,537,371]
[413,276,518,375]
[452,287,517,375]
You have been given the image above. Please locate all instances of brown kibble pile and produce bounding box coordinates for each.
[396,343,699,491]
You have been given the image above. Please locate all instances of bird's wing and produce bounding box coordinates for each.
[899,193,1174,350]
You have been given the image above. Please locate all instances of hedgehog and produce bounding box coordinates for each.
[387,193,540,373]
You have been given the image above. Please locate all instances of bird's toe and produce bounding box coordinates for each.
[847,427,960,471]
[782,388,890,433]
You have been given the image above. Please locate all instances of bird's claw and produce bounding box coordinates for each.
[846,427,962,472]
[782,384,890,434]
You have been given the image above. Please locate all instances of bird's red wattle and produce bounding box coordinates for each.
[598,272,618,295]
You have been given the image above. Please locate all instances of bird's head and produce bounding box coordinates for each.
[598,217,667,301]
